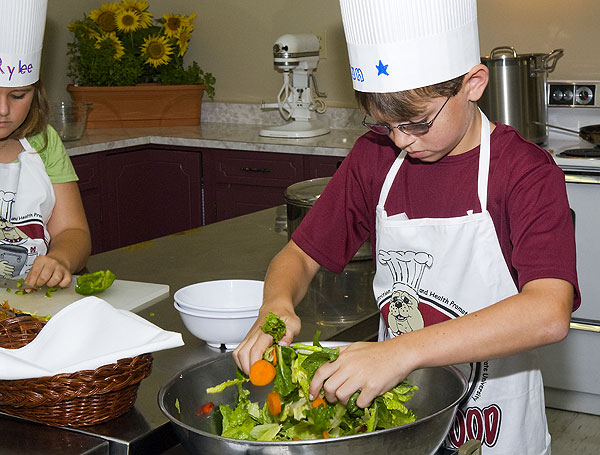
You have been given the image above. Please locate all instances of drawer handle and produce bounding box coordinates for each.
[240,167,271,173]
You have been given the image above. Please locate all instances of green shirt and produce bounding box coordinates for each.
[26,125,79,184]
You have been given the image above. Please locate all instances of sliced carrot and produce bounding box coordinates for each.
[196,401,215,416]
[248,359,276,386]
[271,348,277,366]
[267,391,282,415]
[311,397,327,408]
[293,437,300,441]
[322,431,330,439]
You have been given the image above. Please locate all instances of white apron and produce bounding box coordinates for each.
[0,138,55,278]
[372,110,550,454]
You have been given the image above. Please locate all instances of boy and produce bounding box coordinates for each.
[234,0,579,452]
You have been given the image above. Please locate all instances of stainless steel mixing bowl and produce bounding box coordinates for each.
[158,352,468,455]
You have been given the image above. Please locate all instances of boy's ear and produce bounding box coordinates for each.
[464,64,489,102]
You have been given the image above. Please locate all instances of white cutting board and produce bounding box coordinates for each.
[2,279,169,318]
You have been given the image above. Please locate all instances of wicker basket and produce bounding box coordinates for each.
[0,316,153,427]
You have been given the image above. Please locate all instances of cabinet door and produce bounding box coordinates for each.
[103,146,202,250]
[203,149,304,223]
[304,155,345,179]
[71,153,105,254]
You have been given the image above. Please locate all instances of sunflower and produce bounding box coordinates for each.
[115,9,141,32]
[161,13,195,38]
[176,25,193,57]
[141,34,173,67]
[94,32,125,59]
[89,2,119,32]
[120,0,153,28]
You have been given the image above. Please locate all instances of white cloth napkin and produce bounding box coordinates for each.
[0,297,184,380]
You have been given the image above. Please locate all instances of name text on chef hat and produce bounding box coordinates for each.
[0,58,35,81]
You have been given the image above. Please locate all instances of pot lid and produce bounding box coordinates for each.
[284,177,331,207]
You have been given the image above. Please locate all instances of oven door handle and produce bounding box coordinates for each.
[570,321,600,333]
[564,174,600,184]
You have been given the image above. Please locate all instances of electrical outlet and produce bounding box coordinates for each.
[312,30,328,59]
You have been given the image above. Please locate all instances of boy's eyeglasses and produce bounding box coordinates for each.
[362,96,452,136]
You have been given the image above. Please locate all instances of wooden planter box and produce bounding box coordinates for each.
[67,84,205,129]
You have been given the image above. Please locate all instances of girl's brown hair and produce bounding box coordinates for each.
[355,74,465,122]
[11,79,49,149]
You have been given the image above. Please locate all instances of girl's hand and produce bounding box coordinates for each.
[309,340,414,409]
[25,255,72,288]
[233,308,301,375]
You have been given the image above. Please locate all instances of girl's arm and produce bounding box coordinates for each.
[25,181,92,288]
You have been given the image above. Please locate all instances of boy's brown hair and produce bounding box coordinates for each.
[356,74,465,122]
[11,79,49,149]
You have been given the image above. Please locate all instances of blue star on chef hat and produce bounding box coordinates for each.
[376,59,389,76]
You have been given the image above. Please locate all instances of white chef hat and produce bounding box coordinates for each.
[339,0,481,93]
[0,0,48,87]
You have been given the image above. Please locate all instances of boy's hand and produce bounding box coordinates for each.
[233,308,301,374]
[309,340,410,408]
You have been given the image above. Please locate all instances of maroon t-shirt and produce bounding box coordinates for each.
[292,123,580,310]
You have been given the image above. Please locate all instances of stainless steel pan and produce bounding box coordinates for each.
[158,352,468,455]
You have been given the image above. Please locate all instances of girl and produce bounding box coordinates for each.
[0,0,91,288]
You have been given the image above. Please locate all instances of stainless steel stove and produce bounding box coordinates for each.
[536,81,600,416]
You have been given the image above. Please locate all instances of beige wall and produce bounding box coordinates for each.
[43,0,600,108]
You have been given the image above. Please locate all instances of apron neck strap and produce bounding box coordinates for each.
[477,108,491,212]
[377,150,405,211]
[377,108,492,213]
[18,138,34,152]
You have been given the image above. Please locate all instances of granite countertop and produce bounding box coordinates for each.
[63,103,366,158]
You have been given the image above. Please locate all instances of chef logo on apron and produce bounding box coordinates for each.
[377,249,433,336]
[377,249,471,336]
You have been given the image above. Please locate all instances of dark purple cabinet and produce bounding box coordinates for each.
[71,145,344,253]
[305,155,344,179]
[102,146,202,250]
[202,150,343,224]
[70,153,104,254]
[202,149,304,224]
[71,145,202,253]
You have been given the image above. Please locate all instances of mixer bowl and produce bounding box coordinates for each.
[49,101,91,141]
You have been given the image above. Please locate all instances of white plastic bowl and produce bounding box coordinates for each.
[173,301,259,319]
[174,280,263,313]
[173,301,258,350]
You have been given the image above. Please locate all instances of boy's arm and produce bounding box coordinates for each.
[233,240,320,374]
[310,277,573,408]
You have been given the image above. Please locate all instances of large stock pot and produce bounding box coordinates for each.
[479,46,563,146]
[284,177,372,261]
[158,352,468,455]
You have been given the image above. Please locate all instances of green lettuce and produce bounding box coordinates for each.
[260,312,287,343]
[207,313,418,441]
